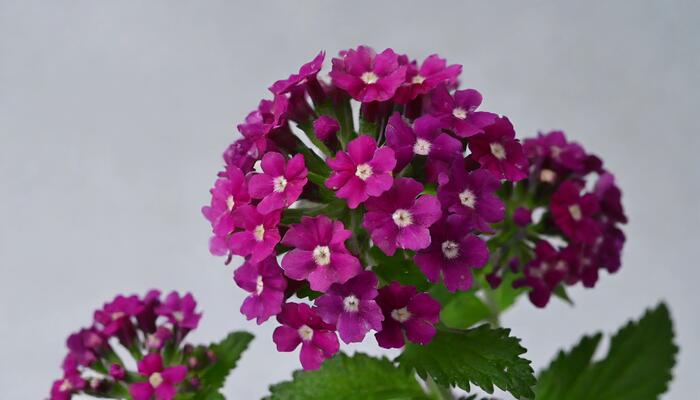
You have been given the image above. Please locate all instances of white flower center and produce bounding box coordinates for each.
[111,311,125,320]
[490,143,507,160]
[226,195,235,211]
[551,146,562,159]
[343,295,360,312]
[173,311,184,322]
[413,138,432,155]
[59,379,72,392]
[441,240,460,259]
[569,204,583,221]
[459,189,476,208]
[255,275,264,295]
[411,75,426,84]
[149,372,164,388]
[146,334,161,349]
[540,169,557,183]
[298,324,314,341]
[355,163,373,181]
[452,107,468,120]
[254,224,265,241]
[392,209,413,228]
[391,307,412,323]
[312,245,331,266]
[554,260,568,272]
[361,71,379,84]
[273,176,288,193]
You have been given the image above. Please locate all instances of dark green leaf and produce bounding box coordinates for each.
[438,291,492,329]
[267,353,428,400]
[398,325,536,399]
[370,248,430,290]
[535,333,602,399]
[198,331,254,394]
[552,285,574,306]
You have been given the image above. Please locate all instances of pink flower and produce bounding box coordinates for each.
[281,216,362,292]
[248,152,308,214]
[155,292,202,331]
[313,115,340,141]
[237,95,288,155]
[430,84,497,137]
[50,372,85,400]
[128,353,187,400]
[314,271,384,344]
[93,295,143,346]
[374,282,440,349]
[363,178,442,256]
[550,181,601,244]
[330,46,407,102]
[202,165,251,256]
[394,54,462,103]
[233,256,287,324]
[273,303,340,370]
[228,205,281,263]
[468,116,528,181]
[269,51,325,95]
[325,135,396,209]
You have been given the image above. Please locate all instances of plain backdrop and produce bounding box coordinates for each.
[1,1,699,399]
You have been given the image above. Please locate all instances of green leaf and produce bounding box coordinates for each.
[198,331,254,394]
[398,325,536,399]
[438,291,492,329]
[370,248,431,290]
[552,285,574,306]
[267,353,429,400]
[536,302,677,400]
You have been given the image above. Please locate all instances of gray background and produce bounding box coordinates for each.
[1,1,698,398]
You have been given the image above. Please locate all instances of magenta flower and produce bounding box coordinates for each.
[313,115,340,141]
[281,215,362,291]
[430,84,497,137]
[374,282,440,349]
[128,353,187,400]
[385,113,462,180]
[93,295,143,346]
[64,328,105,368]
[363,178,442,256]
[248,152,308,214]
[228,205,281,263]
[550,181,601,244]
[223,138,261,173]
[523,130,587,174]
[514,241,575,307]
[233,255,287,324]
[314,271,384,344]
[594,172,627,224]
[50,372,85,400]
[468,117,528,181]
[237,95,288,155]
[414,215,489,292]
[155,292,202,330]
[145,326,173,351]
[202,165,251,256]
[273,302,340,370]
[109,363,126,380]
[269,51,325,95]
[437,163,504,232]
[394,54,462,103]
[513,207,532,227]
[330,46,407,102]
[325,135,396,209]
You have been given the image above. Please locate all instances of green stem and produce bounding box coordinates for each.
[297,121,332,157]
[425,375,454,400]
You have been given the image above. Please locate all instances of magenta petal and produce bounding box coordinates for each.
[248,174,274,199]
[404,318,437,345]
[375,319,405,349]
[337,311,367,343]
[299,342,325,370]
[396,224,431,251]
[347,135,376,163]
[261,152,287,177]
[155,384,177,400]
[162,365,187,384]
[138,353,163,375]
[273,325,302,352]
[228,232,256,257]
[129,382,154,400]
[312,330,340,356]
[281,250,315,281]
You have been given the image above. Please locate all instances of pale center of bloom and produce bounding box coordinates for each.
[149,372,164,388]
[312,245,331,266]
[391,307,412,322]
[361,71,379,84]
[490,143,507,160]
[554,260,568,272]
[569,204,583,221]
[550,145,562,159]
[59,379,72,392]
[254,224,265,241]
[441,240,460,259]
[459,189,477,208]
[355,163,373,180]
[111,311,125,320]
[452,107,468,120]
[298,324,314,341]
[411,75,426,84]
[540,169,557,183]
[273,176,288,193]
[226,195,235,211]
[255,275,264,295]
[392,209,413,227]
[173,311,184,322]
[413,138,432,155]
[343,295,360,312]
[146,334,161,349]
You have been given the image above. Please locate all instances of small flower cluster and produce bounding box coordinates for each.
[203,46,626,369]
[49,291,207,400]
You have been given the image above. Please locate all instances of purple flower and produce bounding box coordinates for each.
[550,181,601,244]
[93,295,143,346]
[64,328,106,369]
[136,289,162,334]
[128,353,187,400]
[145,326,173,351]
[269,51,325,95]
[50,372,85,400]
[430,84,496,137]
[414,215,489,292]
[313,115,340,141]
[223,138,261,173]
[248,152,308,214]
[202,165,251,257]
[109,363,126,380]
[314,271,384,344]
[385,113,462,181]
[363,178,442,256]
[273,302,340,370]
[594,172,627,223]
[281,215,362,291]
[393,54,462,103]
[514,241,576,307]
[513,207,532,227]
[523,130,587,174]
[155,292,202,330]
[228,205,282,263]
[468,117,528,181]
[330,46,407,102]
[233,255,287,324]
[325,135,396,209]
[237,95,288,155]
[374,282,440,349]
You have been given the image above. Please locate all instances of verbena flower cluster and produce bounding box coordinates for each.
[49,291,206,400]
[202,45,626,370]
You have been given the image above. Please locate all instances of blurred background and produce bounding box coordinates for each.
[1,1,698,398]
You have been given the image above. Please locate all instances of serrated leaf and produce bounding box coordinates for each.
[398,325,536,399]
[429,285,492,329]
[267,353,429,400]
[536,302,677,400]
[198,331,254,394]
[370,248,431,290]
